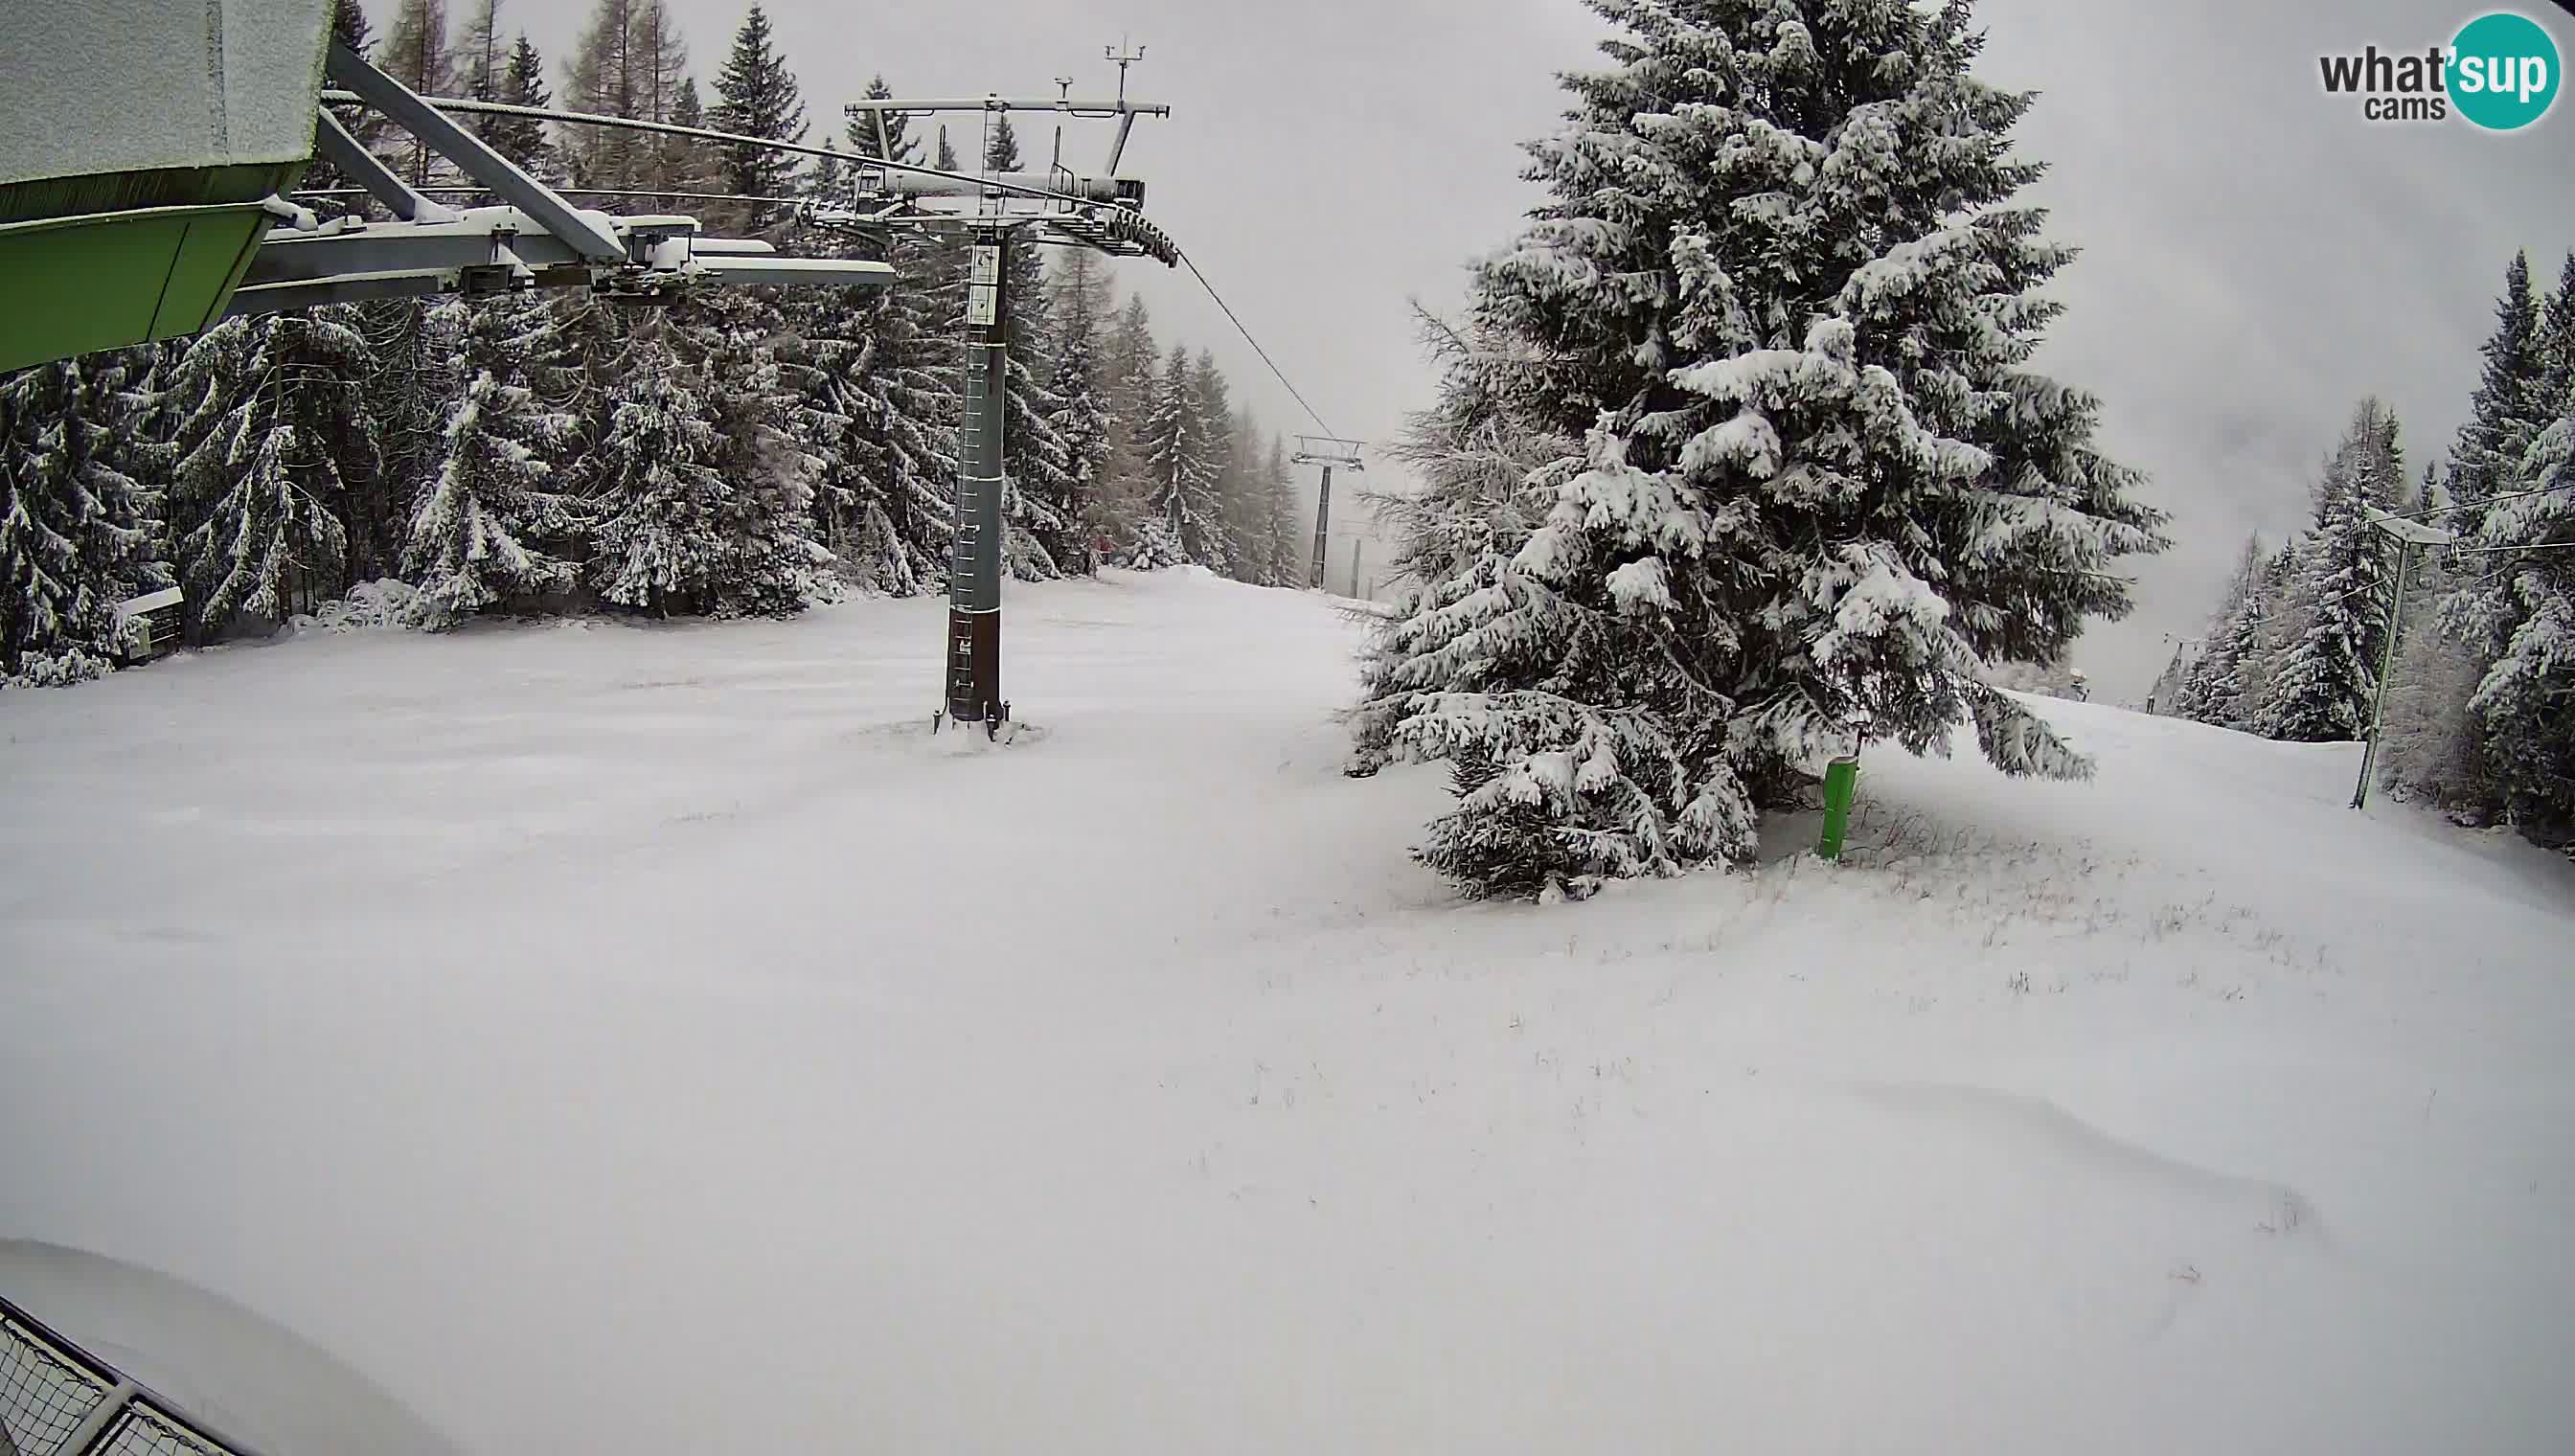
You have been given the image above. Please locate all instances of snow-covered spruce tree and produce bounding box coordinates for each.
[708,3,807,235]
[776,196,944,598]
[1360,304,1578,608]
[491,35,558,176]
[403,298,581,628]
[161,313,379,637]
[1099,293,1161,544]
[851,160,965,589]
[2236,540,2303,724]
[778,282,868,558]
[354,298,460,581]
[690,285,833,616]
[1128,348,1227,569]
[655,79,718,211]
[587,328,728,617]
[1044,249,1117,571]
[0,358,164,672]
[2258,399,2404,742]
[838,84,961,588]
[2445,251,2551,530]
[1356,0,2165,899]
[1219,404,1271,581]
[2536,252,2575,425]
[1347,308,1582,775]
[994,335,1076,582]
[1261,433,1307,587]
[2458,380,2575,843]
[2170,532,2264,723]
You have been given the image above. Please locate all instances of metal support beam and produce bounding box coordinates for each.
[311,110,458,224]
[325,40,626,262]
[1309,465,1334,590]
[848,171,1141,205]
[1106,112,1139,172]
[839,96,1172,117]
[244,207,659,284]
[228,268,479,316]
[696,256,895,287]
[2353,540,2411,812]
[946,230,1014,730]
[49,1377,138,1456]
[321,90,1154,214]
[231,206,892,318]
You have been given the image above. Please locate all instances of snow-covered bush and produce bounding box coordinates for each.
[3,648,115,689]
[2377,620,2493,820]
[1984,660,2085,699]
[308,580,420,632]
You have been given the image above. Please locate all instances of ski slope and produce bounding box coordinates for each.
[3,569,2570,1455]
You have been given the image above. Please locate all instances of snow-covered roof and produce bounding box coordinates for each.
[117,586,186,617]
[0,0,333,193]
[2363,507,2460,549]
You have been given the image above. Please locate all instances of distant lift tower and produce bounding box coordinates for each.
[1293,436,1366,591]
[814,57,1176,739]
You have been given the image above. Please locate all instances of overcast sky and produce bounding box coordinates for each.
[514,0,2575,698]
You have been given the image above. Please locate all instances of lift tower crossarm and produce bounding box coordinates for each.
[311,109,458,224]
[838,97,1172,117]
[322,92,1171,212]
[323,39,626,262]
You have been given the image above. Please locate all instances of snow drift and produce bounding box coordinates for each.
[1,569,2568,1454]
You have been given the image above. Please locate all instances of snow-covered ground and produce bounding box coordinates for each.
[3,569,2571,1455]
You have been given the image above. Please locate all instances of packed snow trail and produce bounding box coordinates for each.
[3,570,2570,1455]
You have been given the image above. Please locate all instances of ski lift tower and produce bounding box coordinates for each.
[1292,436,1365,591]
[2351,506,2459,811]
[818,54,1177,739]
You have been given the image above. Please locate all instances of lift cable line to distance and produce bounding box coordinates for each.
[316,90,1141,212]
[2389,478,2575,522]
[374,91,1354,466]
[1172,245,1339,439]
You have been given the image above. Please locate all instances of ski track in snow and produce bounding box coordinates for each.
[3,569,2571,1455]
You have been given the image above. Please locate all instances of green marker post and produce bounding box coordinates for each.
[1818,755,1859,861]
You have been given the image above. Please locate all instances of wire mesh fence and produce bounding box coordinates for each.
[0,1297,256,1456]
[91,1401,225,1456]
[1,1304,112,1456]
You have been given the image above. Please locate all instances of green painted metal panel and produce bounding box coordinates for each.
[1817,755,1860,861]
[0,204,274,373]
[155,209,275,335]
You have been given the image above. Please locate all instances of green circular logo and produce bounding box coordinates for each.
[2450,11,2561,130]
